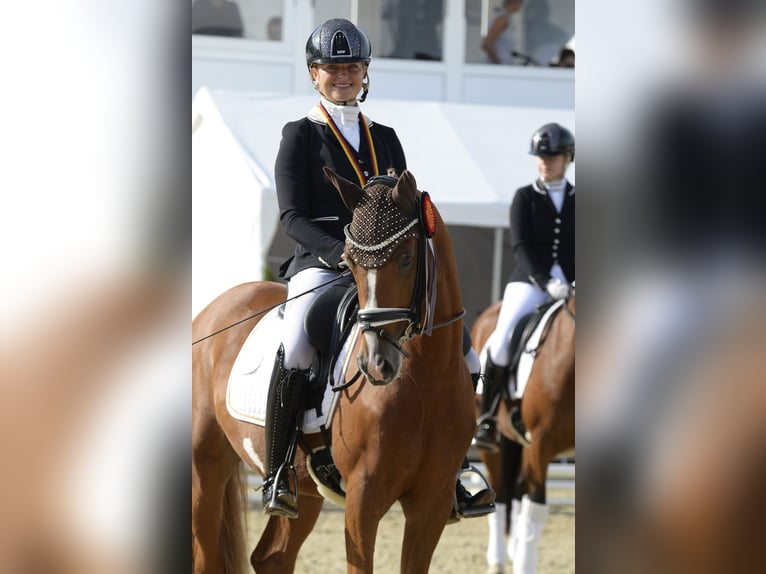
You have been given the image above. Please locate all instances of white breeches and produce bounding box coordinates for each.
[282,267,342,370]
[486,282,549,367]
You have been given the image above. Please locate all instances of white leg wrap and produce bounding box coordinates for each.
[507,497,522,562]
[512,495,548,574]
[486,502,507,570]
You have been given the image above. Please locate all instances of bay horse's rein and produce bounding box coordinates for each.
[191,271,352,346]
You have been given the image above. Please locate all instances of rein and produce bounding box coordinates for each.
[191,271,352,346]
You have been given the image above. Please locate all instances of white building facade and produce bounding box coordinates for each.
[192,0,574,109]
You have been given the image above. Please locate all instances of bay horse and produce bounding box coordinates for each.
[192,169,478,573]
[471,292,575,574]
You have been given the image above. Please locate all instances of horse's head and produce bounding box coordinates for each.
[324,167,436,385]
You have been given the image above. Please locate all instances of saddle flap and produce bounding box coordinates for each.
[507,300,557,374]
[304,280,357,355]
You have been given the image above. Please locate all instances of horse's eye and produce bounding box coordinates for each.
[399,252,414,269]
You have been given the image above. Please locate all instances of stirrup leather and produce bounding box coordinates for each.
[509,404,532,447]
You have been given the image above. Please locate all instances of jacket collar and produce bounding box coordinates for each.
[532,178,575,196]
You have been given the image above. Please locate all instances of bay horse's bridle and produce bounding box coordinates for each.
[345,176,464,357]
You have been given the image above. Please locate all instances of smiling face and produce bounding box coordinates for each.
[310,62,367,104]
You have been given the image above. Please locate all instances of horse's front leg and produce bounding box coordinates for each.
[513,436,550,574]
[343,478,389,574]
[398,480,454,574]
[251,495,324,574]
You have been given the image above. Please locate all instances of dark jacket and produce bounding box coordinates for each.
[508,180,575,288]
[275,109,407,279]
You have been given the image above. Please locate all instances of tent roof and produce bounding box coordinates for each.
[193,88,574,229]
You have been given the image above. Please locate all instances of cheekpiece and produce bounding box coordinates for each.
[344,181,419,269]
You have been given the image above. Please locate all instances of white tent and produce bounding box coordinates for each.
[192,88,574,317]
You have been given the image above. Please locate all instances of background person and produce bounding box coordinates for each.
[482,0,524,65]
[474,122,575,451]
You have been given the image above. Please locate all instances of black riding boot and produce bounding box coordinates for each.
[473,353,509,453]
[450,458,496,523]
[262,345,308,519]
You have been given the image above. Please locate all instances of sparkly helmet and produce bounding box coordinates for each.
[305,19,372,67]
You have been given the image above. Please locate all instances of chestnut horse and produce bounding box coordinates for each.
[192,169,476,573]
[471,293,575,574]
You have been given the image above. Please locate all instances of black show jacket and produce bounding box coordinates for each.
[508,180,575,288]
[274,110,407,279]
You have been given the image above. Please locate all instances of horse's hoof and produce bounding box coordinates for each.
[487,565,505,574]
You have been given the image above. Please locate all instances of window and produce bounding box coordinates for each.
[466,0,574,66]
[192,0,283,41]
[313,0,446,61]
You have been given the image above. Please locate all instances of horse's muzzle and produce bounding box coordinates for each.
[358,329,402,385]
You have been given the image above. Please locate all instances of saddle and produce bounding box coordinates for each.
[504,300,557,399]
[502,300,559,446]
[303,278,359,407]
[297,279,360,501]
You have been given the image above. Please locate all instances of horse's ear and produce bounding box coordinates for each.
[392,170,419,214]
[324,166,364,211]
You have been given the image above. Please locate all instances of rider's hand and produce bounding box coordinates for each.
[545,278,570,300]
[336,255,349,271]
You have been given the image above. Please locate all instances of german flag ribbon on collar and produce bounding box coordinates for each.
[318,104,379,186]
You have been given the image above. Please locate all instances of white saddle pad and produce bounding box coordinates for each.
[226,306,356,433]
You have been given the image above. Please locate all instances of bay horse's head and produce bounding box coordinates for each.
[324,167,438,385]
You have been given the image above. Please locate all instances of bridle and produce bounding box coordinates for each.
[345,178,464,357]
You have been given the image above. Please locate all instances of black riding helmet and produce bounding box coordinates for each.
[306,19,372,67]
[529,123,575,161]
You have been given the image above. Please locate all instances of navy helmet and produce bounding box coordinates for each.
[529,123,575,160]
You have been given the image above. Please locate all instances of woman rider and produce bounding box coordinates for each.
[473,123,575,451]
[263,18,495,521]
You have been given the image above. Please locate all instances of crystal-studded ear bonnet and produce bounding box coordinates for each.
[343,176,419,268]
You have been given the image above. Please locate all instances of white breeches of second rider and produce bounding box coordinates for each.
[485,282,549,367]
